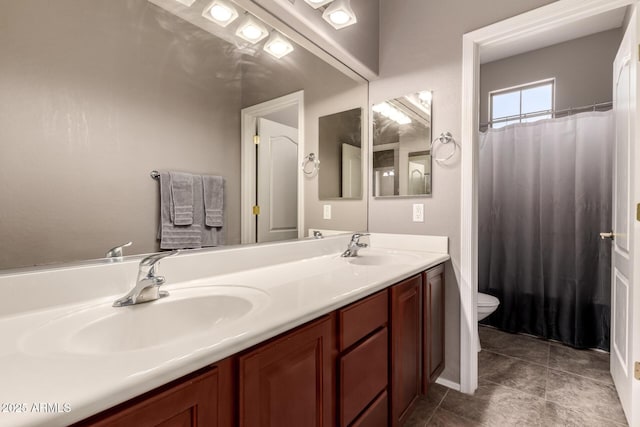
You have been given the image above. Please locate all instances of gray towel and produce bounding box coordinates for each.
[198,175,225,247]
[170,172,194,226]
[158,171,201,249]
[202,175,224,227]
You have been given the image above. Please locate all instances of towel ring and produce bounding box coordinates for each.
[430,132,459,164]
[301,153,320,178]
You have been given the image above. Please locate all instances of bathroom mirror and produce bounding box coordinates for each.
[372,91,432,197]
[0,0,368,270]
[318,108,363,200]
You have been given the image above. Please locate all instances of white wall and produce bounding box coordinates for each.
[370,0,557,385]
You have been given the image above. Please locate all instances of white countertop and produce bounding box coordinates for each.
[0,233,449,426]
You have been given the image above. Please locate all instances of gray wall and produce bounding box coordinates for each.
[480,28,622,124]
[370,0,558,385]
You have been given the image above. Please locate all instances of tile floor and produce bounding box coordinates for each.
[404,326,628,426]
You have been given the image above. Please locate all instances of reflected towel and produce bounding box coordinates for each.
[203,175,224,227]
[170,172,194,226]
[158,171,201,249]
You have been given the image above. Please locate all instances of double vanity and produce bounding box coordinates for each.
[0,233,449,427]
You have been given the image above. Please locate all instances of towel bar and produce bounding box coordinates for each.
[150,170,160,180]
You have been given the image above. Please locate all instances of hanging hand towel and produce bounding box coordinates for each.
[202,175,224,227]
[170,171,194,226]
[158,171,201,249]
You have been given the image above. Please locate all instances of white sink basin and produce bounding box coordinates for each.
[20,285,269,355]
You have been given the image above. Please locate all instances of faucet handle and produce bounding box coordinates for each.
[351,232,370,241]
[140,250,178,276]
[105,241,133,260]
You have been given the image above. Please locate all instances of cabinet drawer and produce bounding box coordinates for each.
[340,327,388,426]
[350,391,388,427]
[339,290,388,351]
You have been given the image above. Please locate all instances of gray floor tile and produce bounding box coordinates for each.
[440,379,546,426]
[426,407,483,427]
[479,350,548,397]
[403,382,449,427]
[542,401,627,427]
[479,326,550,366]
[546,369,627,424]
[548,343,613,385]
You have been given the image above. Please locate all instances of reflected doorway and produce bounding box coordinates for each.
[241,91,304,244]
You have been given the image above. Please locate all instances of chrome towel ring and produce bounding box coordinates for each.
[301,153,320,177]
[430,132,459,164]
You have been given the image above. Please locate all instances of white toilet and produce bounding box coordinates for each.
[477,293,500,351]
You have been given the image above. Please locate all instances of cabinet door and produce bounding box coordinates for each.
[423,264,445,392]
[76,359,234,427]
[390,274,422,427]
[239,315,336,427]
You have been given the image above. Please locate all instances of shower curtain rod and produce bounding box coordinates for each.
[480,101,613,128]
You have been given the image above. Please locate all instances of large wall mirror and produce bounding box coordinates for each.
[0,0,367,270]
[318,108,363,200]
[372,91,432,197]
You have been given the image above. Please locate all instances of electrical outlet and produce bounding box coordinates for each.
[323,204,332,220]
[412,204,424,222]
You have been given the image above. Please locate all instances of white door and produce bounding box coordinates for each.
[341,143,362,198]
[257,118,298,243]
[610,8,640,426]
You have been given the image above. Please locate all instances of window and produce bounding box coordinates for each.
[489,79,554,128]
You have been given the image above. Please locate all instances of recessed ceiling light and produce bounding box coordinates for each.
[202,0,239,27]
[303,0,334,9]
[235,13,269,44]
[322,0,357,29]
[175,0,196,6]
[263,32,294,59]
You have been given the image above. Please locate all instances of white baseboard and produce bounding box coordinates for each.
[435,377,461,392]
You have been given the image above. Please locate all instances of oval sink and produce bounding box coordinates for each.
[20,286,269,355]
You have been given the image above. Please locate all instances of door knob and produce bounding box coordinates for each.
[599,232,615,240]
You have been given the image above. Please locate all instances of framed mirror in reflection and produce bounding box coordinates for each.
[0,0,367,270]
[318,108,363,200]
[372,91,433,197]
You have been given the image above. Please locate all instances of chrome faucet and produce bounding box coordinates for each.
[105,241,132,262]
[113,251,178,307]
[341,233,370,257]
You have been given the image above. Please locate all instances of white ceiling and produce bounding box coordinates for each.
[480,6,628,64]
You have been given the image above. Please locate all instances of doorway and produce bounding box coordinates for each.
[461,2,639,425]
[240,91,304,244]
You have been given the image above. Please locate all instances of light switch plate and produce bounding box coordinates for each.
[323,204,332,220]
[412,204,424,222]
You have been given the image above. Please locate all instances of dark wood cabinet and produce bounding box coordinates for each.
[338,289,388,427]
[390,274,422,427]
[238,314,336,427]
[74,358,234,427]
[423,265,445,391]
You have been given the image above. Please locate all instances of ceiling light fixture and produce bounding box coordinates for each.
[235,13,269,44]
[175,0,196,6]
[373,102,412,125]
[418,91,433,104]
[263,32,294,59]
[202,0,238,27]
[322,0,357,29]
[303,0,334,9]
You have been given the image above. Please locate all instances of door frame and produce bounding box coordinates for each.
[460,0,636,394]
[241,91,305,244]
